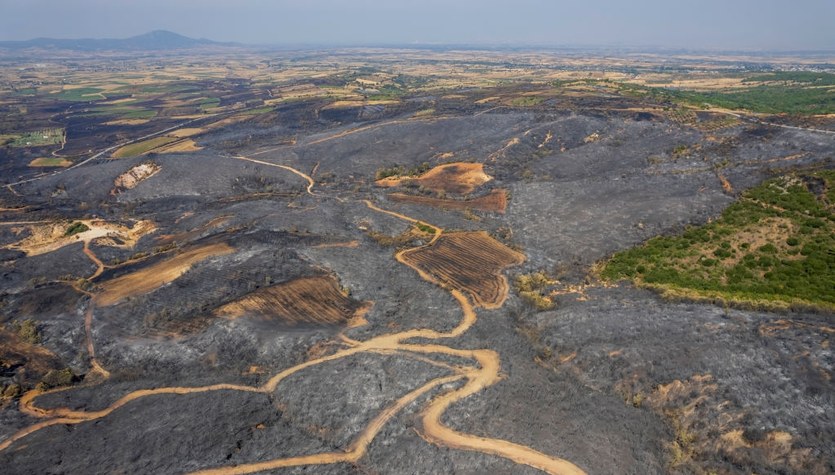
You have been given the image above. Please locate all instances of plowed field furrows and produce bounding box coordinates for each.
[96,243,234,307]
[389,189,507,213]
[399,232,524,308]
[215,276,369,327]
[377,162,492,195]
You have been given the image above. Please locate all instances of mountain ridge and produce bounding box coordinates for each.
[0,30,231,51]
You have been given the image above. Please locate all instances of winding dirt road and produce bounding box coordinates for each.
[1,161,586,475]
[233,155,316,195]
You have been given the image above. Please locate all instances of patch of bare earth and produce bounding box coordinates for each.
[28,158,72,168]
[376,162,492,195]
[96,243,234,306]
[8,220,156,257]
[112,162,161,194]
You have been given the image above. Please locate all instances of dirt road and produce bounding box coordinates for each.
[1,169,585,475]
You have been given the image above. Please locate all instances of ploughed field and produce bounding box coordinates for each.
[0,54,834,475]
[389,189,508,213]
[399,231,525,309]
[216,275,370,327]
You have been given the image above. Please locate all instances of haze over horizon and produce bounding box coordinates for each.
[1,0,834,51]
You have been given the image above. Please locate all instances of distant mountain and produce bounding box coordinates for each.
[0,30,230,51]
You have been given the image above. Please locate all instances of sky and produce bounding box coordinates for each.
[1,0,834,50]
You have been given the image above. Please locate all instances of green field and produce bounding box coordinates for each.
[511,96,545,107]
[115,109,157,120]
[199,97,221,111]
[1,128,64,148]
[670,87,835,115]
[742,71,835,86]
[601,171,835,311]
[239,106,275,116]
[619,80,835,115]
[365,84,405,101]
[85,106,157,120]
[57,87,106,102]
[112,136,178,158]
[29,157,72,167]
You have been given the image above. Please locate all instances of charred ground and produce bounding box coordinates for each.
[0,49,833,474]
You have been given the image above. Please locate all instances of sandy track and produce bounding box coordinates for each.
[233,155,316,195]
[82,241,105,280]
[2,179,584,475]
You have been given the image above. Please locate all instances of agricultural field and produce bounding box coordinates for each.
[389,189,508,213]
[28,157,71,167]
[400,231,525,308]
[215,275,369,327]
[0,45,833,475]
[0,128,64,148]
[112,136,180,158]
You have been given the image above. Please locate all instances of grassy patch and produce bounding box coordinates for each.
[414,222,436,234]
[239,106,275,116]
[64,221,90,237]
[375,162,431,181]
[511,96,544,107]
[601,171,835,311]
[365,84,404,101]
[112,136,178,158]
[199,97,221,112]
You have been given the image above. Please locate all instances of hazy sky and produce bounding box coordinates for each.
[1,0,834,50]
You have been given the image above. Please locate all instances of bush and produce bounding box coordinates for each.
[758,243,777,254]
[520,291,555,311]
[12,319,40,344]
[38,368,75,390]
[413,222,434,234]
[515,272,556,310]
[64,221,90,237]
